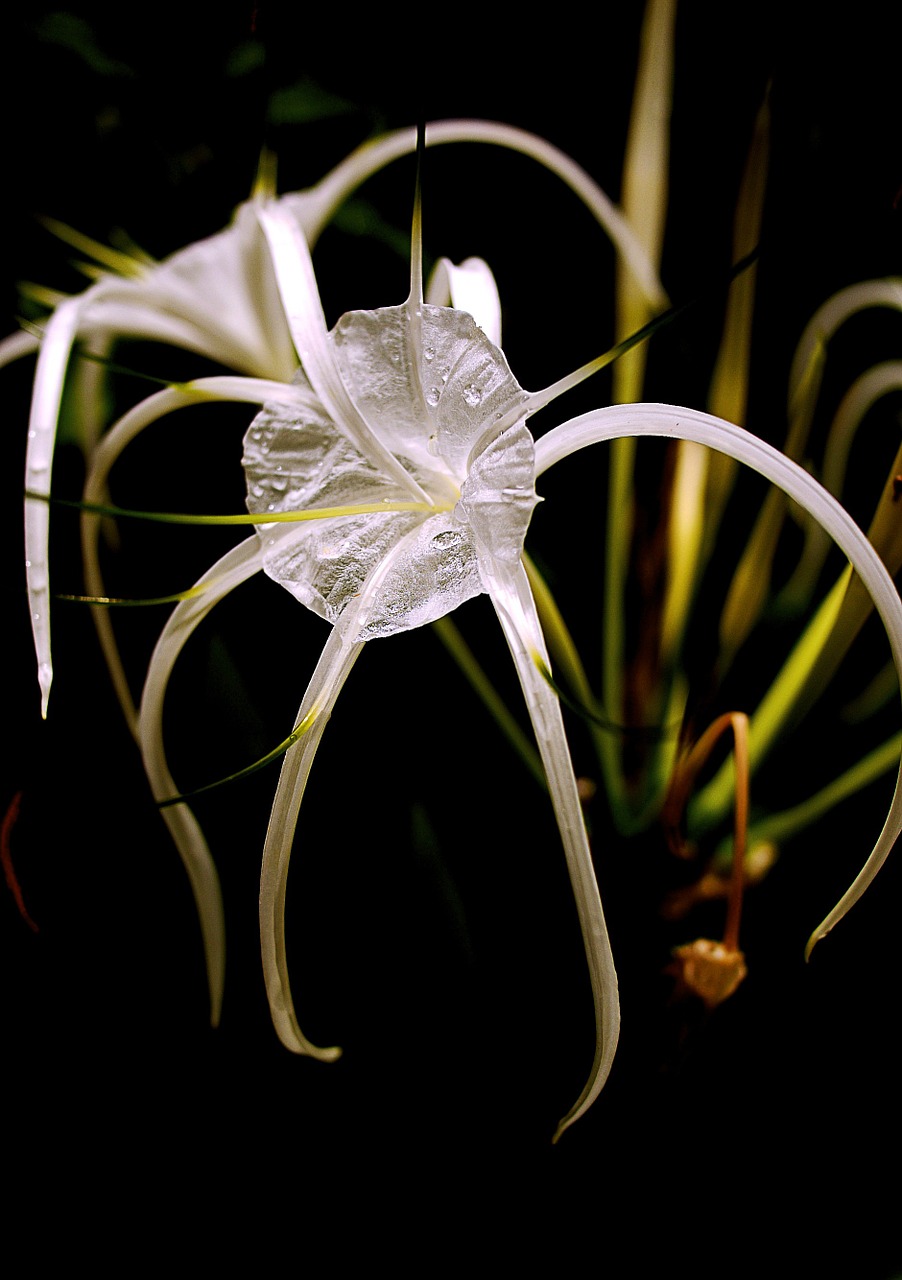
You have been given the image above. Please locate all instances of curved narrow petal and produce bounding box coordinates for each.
[257,521,430,1059]
[25,296,81,717]
[257,624,361,1061]
[789,363,902,598]
[74,300,233,365]
[138,537,265,1027]
[0,328,40,368]
[789,278,902,410]
[481,554,619,1143]
[80,377,313,733]
[255,202,430,505]
[299,121,667,311]
[535,402,902,956]
[426,257,503,347]
[78,204,297,380]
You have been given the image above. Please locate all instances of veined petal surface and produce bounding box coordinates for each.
[243,302,535,637]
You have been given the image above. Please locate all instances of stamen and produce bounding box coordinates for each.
[252,146,278,202]
[663,711,751,950]
[158,704,321,807]
[534,653,681,741]
[409,121,426,308]
[508,248,761,433]
[39,216,149,279]
[56,584,213,607]
[28,490,449,526]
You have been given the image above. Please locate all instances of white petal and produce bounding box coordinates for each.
[79,377,315,730]
[138,537,265,1028]
[257,624,362,1061]
[426,257,503,347]
[789,278,902,411]
[536,402,902,955]
[24,297,81,716]
[244,304,531,636]
[255,202,430,504]
[301,121,667,311]
[481,555,620,1142]
[0,328,40,368]
[82,203,298,380]
[259,517,479,1056]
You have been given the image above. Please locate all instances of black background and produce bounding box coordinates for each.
[3,3,902,1271]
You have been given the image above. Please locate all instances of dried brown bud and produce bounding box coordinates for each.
[669,938,748,1009]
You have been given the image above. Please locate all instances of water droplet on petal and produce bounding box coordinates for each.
[423,345,435,362]
[463,384,483,407]
[426,387,440,407]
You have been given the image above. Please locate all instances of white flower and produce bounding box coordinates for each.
[10,124,902,1141]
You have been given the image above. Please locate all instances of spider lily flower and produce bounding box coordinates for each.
[12,200,298,719]
[127,194,622,1141]
[9,120,664,1141]
[7,119,661,724]
[101,204,902,1142]
[14,124,902,1141]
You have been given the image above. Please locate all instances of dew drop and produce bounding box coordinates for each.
[423,345,435,362]
[463,384,483,407]
[426,387,441,407]
[432,529,461,549]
